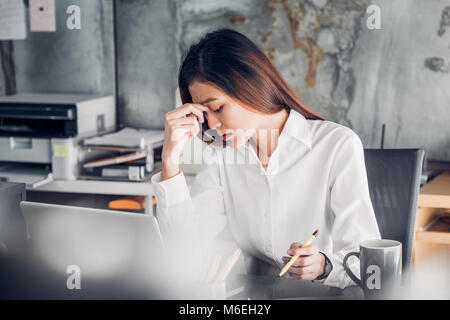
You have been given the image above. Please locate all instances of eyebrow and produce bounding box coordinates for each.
[199,97,217,105]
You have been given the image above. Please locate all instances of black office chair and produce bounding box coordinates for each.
[363,148,425,279]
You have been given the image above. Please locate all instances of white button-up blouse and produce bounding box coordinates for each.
[151,109,381,289]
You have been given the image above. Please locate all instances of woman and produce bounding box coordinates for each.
[151,28,380,289]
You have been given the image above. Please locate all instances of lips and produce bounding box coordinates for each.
[221,133,232,141]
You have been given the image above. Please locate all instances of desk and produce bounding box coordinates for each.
[29,179,156,215]
[27,173,197,215]
[226,274,364,300]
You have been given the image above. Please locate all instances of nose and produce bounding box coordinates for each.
[205,111,222,131]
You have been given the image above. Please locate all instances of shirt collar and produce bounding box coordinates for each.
[237,109,312,150]
[280,109,312,150]
[238,108,313,153]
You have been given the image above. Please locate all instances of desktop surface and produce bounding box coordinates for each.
[226,274,363,300]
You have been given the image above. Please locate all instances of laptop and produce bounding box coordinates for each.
[11,201,166,299]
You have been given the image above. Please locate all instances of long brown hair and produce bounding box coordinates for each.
[178,28,324,144]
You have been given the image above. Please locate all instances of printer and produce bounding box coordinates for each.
[0,93,116,185]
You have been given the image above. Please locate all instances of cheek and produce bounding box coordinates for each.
[221,105,257,138]
[222,106,250,129]
[225,115,254,132]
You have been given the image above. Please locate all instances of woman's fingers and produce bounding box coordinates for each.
[168,116,198,126]
[168,117,199,136]
[283,258,317,279]
[287,243,319,256]
[282,243,326,280]
[282,242,323,280]
[170,123,199,140]
[282,255,315,267]
[287,263,315,276]
[166,103,208,122]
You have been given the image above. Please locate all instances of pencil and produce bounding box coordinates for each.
[279,229,319,277]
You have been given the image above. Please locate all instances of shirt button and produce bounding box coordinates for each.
[265,245,272,253]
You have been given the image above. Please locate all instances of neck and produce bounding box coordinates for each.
[250,108,289,159]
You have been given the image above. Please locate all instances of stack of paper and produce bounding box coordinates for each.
[83,127,164,149]
[80,127,164,182]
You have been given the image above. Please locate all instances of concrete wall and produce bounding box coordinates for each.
[349,0,450,158]
[172,0,450,161]
[1,0,114,95]
[1,0,449,161]
[17,0,114,95]
[116,0,178,128]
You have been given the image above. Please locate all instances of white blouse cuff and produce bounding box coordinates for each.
[151,170,191,207]
[320,251,359,289]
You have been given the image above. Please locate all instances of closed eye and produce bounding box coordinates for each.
[213,106,224,113]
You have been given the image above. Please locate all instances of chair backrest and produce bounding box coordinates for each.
[363,148,425,275]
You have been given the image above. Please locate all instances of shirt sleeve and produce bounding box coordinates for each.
[150,145,227,248]
[321,133,381,289]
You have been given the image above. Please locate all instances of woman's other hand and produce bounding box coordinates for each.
[281,242,326,280]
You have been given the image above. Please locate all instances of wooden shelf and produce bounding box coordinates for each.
[416,231,450,244]
[416,219,450,244]
[416,215,450,244]
[418,171,450,208]
[412,171,450,273]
